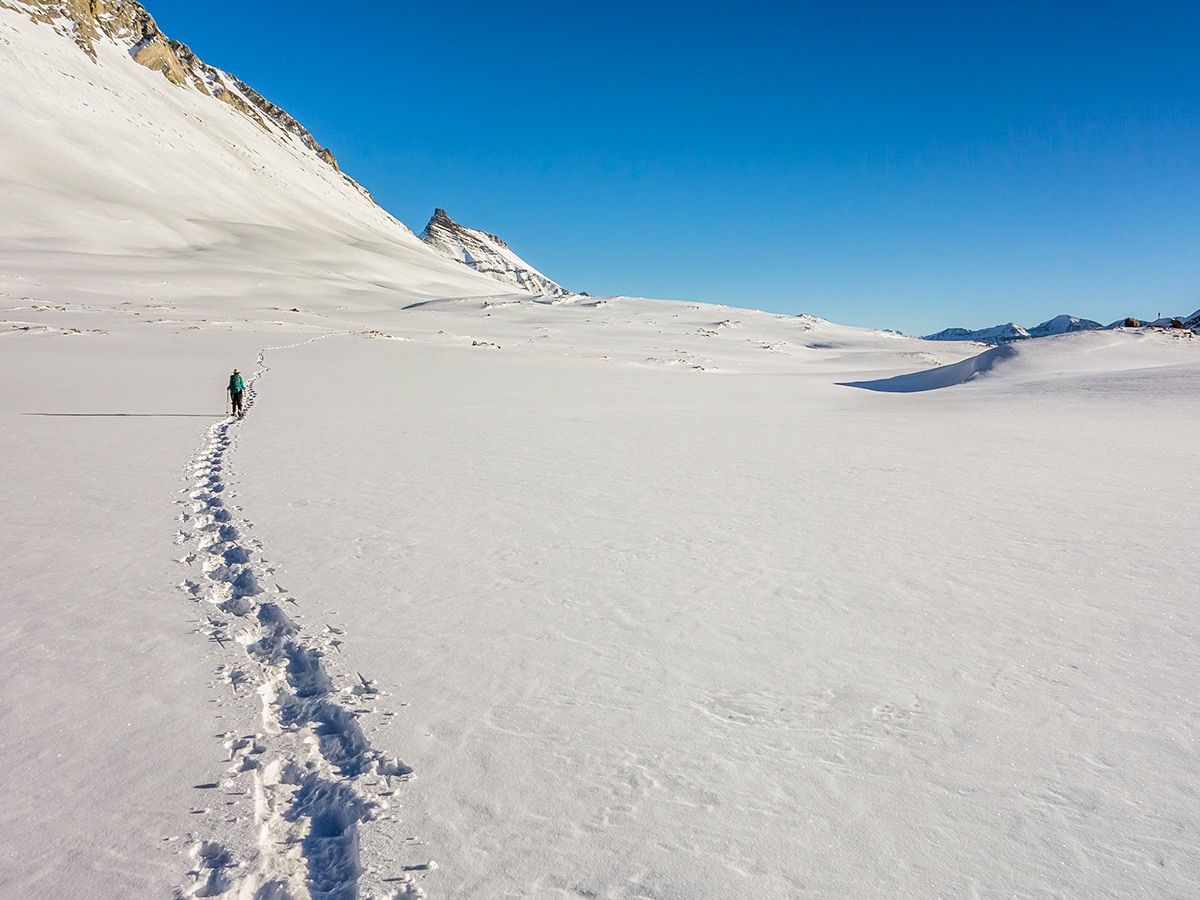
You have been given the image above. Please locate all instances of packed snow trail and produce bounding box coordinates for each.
[174,341,419,900]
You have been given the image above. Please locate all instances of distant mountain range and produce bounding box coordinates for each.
[923,311,1200,344]
[419,209,574,298]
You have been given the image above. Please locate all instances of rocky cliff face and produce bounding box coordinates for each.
[420,208,574,298]
[1,0,340,170]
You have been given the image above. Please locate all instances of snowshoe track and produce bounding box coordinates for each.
[174,342,421,900]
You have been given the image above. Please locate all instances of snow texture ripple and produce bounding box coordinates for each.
[173,343,419,900]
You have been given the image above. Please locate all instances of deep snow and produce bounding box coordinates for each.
[5,297,1199,899]
[2,4,1200,898]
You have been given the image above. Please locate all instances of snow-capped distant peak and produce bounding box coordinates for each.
[1027,314,1103,337]
[922,322,1032,344]
[419,208,574,298]
[923,314,1104,344]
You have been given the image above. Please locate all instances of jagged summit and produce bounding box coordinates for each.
[420,208,574,298]
[1,0,341,172]
[429,208,510,249]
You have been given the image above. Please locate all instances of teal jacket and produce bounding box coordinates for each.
[228,373,245,393]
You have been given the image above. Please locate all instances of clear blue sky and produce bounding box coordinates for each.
[145,0,1199,334]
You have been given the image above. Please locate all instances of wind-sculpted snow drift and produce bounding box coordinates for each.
[175,343,417,900]
[842,344,1018,392]
[844,328,1200,392]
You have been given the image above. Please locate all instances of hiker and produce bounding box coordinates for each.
[228,368,245,417]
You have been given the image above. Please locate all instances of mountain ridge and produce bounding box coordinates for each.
[2,0,343,174]
[0,1,513,310]
[923,311,1199,344]
[922,315,1102,344]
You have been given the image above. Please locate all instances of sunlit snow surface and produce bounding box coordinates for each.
[2,5,1200,898]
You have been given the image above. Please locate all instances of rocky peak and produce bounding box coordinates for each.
[426,208,514,252]
[420,209,573,298]
[2,0,342,171]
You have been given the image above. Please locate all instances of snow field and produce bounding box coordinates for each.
[3,280,1199,899]
[234,330,1200,897]
[3,4,1200,894]
[0,327,263,896]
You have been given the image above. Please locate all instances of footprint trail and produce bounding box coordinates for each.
[173,344,421,900]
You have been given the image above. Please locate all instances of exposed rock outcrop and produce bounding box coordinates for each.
[2,0,341,171]
[420,208,574,298]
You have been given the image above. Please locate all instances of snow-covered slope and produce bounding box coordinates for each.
[0,0,508,312]
[1,0,342,168]
[420,208,574,298]
[4,3,1200,899]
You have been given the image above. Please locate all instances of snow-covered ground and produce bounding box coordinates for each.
[3,4,1200,898]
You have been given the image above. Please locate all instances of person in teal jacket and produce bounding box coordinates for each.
[228,369,245,417]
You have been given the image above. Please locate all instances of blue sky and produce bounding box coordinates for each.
[145,1,1199,334]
